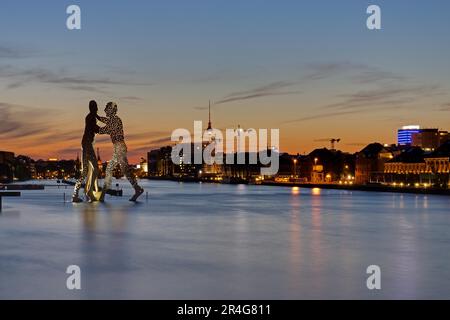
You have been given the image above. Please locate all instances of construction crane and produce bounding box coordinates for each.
[314,138,341,150]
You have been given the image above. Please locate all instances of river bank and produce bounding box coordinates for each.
[261,181,450,196]
[147,176,450,196]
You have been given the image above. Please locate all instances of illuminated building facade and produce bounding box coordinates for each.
[439,131,449,146]
[399,126,449,149]
[34,159,78,179]
[398,125,421,146]
[384,141,450,187]
[411,129,443,151]
[355,143,395,184]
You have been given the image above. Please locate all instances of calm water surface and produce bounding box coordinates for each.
[1,180,450,299]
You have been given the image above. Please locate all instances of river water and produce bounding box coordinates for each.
[1,180,450,299]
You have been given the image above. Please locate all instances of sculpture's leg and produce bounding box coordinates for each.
[84,144,99,202]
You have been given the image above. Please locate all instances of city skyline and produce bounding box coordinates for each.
[1,0,450,162]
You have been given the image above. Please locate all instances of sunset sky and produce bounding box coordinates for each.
[1,0,450,162]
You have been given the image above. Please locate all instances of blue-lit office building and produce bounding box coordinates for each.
[398,126,421,146]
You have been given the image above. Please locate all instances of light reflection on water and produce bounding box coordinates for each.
[288,188,301,289]
[291,186,300,195]
[1,180,450,299]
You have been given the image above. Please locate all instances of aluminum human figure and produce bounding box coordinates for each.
[73,100,100,203]
[97,102,144,202]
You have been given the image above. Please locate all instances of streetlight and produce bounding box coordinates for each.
[314,158,319,172]
[293,159,298,178]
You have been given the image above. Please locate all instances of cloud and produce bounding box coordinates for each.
[351,70,406,84]
[147,136,172,145]
[439,103,450,111]
[125,131,169,142]
[0,45,35,59]
[65,85,109,94]
[118,96,143,102]
[325,84,441,111]
[304,62,366,80]
[223,81,297,99]
[28,129,82,146]
[208,62,413,114]
[212,81,301,106]
[0,102,52,139]
[305,62,407,85]
[282,110,357,124]
[3,68,123,87]
[282,82,442,124]
[0,103,89,158]
[55,147,84,158]
[127,136,174,153]
[215,91,301,105]
[0,65,151,92]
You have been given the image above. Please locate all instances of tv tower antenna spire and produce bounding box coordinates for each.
[207,100,212,131]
